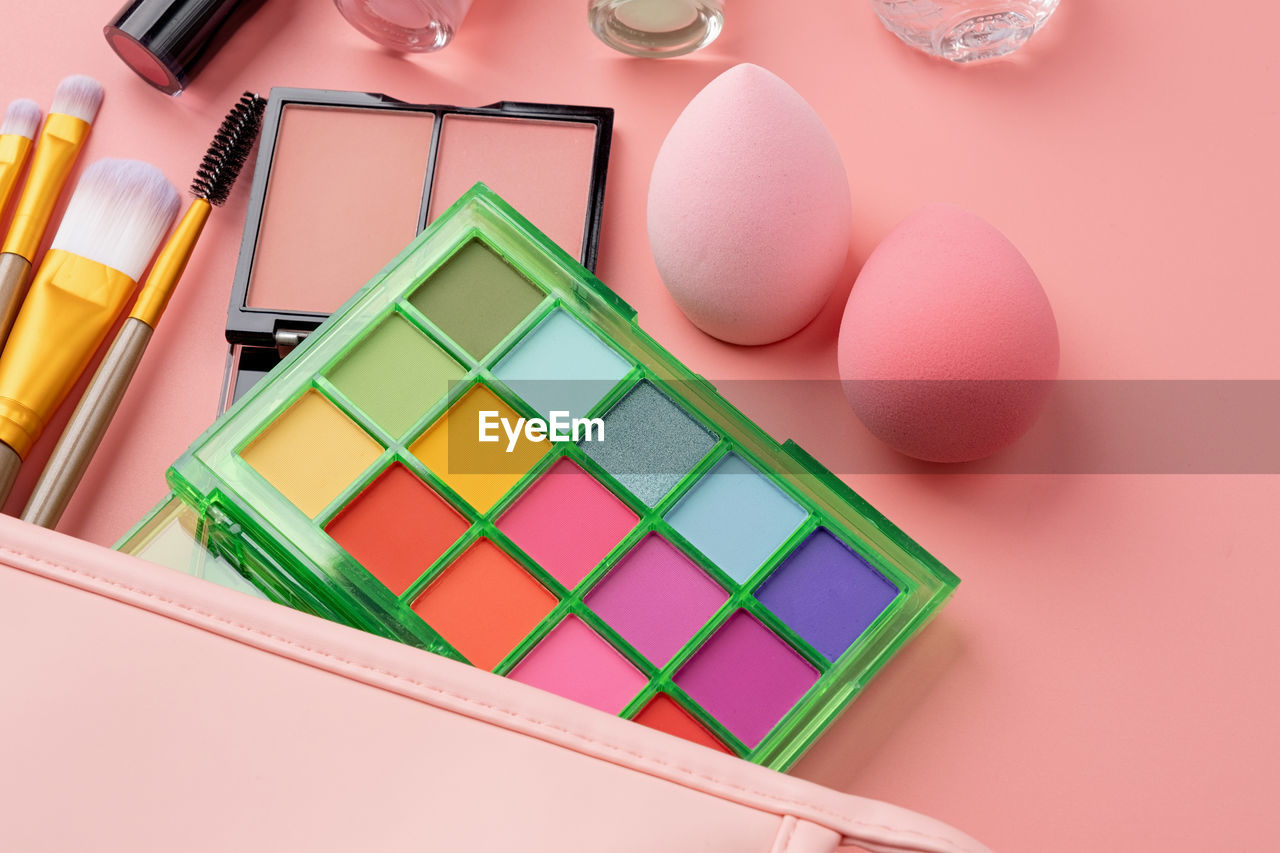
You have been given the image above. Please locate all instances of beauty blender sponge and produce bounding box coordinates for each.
[648,64,852,345]
[838,204,1059,463]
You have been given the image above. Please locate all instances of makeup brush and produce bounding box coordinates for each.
[22,94,266,528]
[0,159,179,506]
[0,75,103,348]
[0,99,42,219]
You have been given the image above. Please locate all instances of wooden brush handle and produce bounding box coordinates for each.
[0,441,19,507]
[22,318,153,528]
[0,251,33,348]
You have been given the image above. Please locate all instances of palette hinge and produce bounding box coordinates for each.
[274,329,309,356]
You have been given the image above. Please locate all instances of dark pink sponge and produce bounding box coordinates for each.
[838,204,1060,463]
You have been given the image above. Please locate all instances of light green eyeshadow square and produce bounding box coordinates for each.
[325,313,465,438]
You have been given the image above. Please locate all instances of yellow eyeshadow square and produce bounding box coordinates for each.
[239,390,383,517]
[410,384,547,512]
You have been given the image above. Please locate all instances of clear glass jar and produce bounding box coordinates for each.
[333,0,474,53]
[588,0,724,58]
[869,0,1060,62]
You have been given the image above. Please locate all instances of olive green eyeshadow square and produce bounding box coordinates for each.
[408,239,545,360]
[325,313,465,439]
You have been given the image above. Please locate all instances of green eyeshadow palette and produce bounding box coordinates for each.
[153,184,958,770]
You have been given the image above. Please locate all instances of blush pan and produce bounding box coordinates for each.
[245,105,435,315]
[153,186,957,770]
[220,88,613,412]
[429,115,599,261]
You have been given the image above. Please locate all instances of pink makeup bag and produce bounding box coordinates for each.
[0,515,990,853]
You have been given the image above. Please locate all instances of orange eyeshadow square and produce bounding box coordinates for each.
[325,463,468,596]
[412,538,556,671]
[631,693,731,753]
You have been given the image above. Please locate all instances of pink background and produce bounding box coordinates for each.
[2,2,1278,850]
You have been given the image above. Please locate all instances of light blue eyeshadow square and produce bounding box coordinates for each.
[665,453,808,584]
[493,309,631,420]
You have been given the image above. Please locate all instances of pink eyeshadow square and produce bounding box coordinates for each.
[587,535,727,666]
[508,616,647,714]
[498,458,637,589]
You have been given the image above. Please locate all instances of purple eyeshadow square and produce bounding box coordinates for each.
[754,529,899,661]
[587,534,728,665]
[674,611,818,748]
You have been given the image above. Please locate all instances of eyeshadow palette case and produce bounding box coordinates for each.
[123,185,957,771]
[220,87,613,409]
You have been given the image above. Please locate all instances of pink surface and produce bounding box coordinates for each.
[587,532,728,665]
[498,457,637,589]
[509,615,647,714]
[838,203,1059,462]
[648,64,852,344]
[1,3,1278,850]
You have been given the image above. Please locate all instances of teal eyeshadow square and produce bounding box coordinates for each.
[580,381,717,508]
[665,453,808,584]
[493,309,631,419]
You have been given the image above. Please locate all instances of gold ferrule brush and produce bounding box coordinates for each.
[0,159,179,509]
[21,94,266,527]
[0,76,103,349]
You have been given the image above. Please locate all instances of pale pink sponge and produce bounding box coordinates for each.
[838,204,1059,463]
[648,64,852,345]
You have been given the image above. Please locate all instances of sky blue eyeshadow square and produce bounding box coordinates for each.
[493,309,631,420]
[665,453,808,584]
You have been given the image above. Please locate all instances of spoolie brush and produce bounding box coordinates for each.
[21,93,266,527]
[191,92,263,205]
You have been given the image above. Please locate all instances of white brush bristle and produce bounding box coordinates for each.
[51,75,104,124]
[2,99,41,139]
[51,159,180,281]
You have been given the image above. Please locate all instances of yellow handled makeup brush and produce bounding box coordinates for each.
[0,159,179,505]
[23,94,266,528]
[0,99,41,219]
[0,75,103,348]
